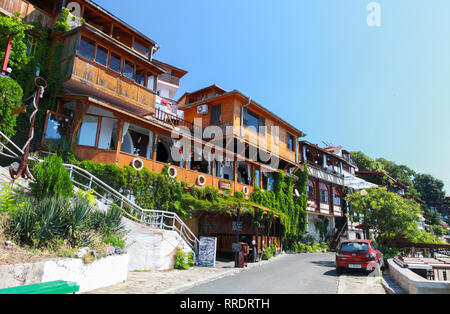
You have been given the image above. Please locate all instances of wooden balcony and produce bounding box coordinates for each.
[66,55,156,113]
[0,0,53,27]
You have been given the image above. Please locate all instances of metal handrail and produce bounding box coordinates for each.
[0,131,199,257]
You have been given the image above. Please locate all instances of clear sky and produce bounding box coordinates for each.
[95,0,450,193]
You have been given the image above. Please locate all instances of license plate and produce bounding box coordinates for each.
[348,264,362,269]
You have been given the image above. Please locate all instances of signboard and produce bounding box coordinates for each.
[198,237,217,268]
[232,221,243,232]
[219,180,232,191]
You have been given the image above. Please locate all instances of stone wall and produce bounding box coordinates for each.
[387,259,450,294]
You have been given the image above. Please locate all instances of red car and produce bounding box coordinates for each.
[335,240,384,274]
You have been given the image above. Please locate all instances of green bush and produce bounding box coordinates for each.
[30,155,73,199]
[188,252,195,266]
[103,235,125,249]
[174,249,189,270]
[0,77,23,138]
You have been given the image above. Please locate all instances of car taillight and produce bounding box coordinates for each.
[365,253,377,260]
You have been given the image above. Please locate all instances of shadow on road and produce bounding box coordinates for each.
[311,260,336,268]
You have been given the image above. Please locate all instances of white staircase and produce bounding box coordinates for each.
[0,132,199,261]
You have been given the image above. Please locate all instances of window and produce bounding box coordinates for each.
[307,180,315,201]
[98,118,118,150]
[133,39,150,58]
[287,134,294,151]
[79,37,96,61]
[333,187,341,206]
[123,60,135,80]
[26,36,38,57]
[340,242,369,253]
[109,52,121,73]
[243,108,264,131]
[320,183,329,203]
[135,69,146,87]
[210,105,222,125]
[262,172,275,191]
[95,45,108,67]
[147,75,155,91]
[44,112,71,140]
[78,115,99,147]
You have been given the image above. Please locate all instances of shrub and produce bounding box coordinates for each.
[103,235,125,249]
[188,252,195,266]
[30,155,73,199]
[0,77,23,138]
[174,249,189,270]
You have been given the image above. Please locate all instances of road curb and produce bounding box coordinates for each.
[381,278,395,294]
[163,253,290,294]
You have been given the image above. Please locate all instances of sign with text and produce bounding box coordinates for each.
[218,180,232,191]
[232,221,243,232]
[198,237,217,268]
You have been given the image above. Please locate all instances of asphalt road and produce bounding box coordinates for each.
[181,253,339,294]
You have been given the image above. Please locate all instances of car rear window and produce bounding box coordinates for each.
[340,242,369,253]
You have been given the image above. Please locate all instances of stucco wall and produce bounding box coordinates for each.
[124,218,191,271]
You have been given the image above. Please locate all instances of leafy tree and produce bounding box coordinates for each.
[376,158,416,188]
[350,151,385,172]
[0,77,23,138]
[0,14,32,72]
[414,174,445,206]
[345,187,422,244]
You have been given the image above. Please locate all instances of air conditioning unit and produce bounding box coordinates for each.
[197,104,209,115]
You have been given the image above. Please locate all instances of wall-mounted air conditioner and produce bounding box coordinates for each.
[197,105,209,115]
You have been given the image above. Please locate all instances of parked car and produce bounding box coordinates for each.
[335,240,384,274]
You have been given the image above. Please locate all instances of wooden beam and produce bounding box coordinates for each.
[70,101,90,147]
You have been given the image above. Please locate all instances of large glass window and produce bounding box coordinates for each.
[98,118,118,150]
[262,172,274,191]
[79,37,95,61]
[44,112,71,140]
[26,35,38,57]
[333,187,341,206]
[243,109,264,131]
[78,115,99,147]
[95,45,108,67]
[109,52,121,73]
[287,134,294,151]
[133,39,150,58]
[320,183,329,203]
[210,105,222,125]
[123,60,135,80]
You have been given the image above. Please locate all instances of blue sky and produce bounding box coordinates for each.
[96,0,450,192]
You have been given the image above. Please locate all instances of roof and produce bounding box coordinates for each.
[177,84,227,103]
[152,59,188,78]
[81,0,159,49]
[179,88,306,137]
[301,141,352,165]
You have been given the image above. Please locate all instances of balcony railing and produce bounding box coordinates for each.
[70,55,155,112]
[152,108,202,134]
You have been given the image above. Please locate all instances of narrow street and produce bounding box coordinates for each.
[180,254,339,294]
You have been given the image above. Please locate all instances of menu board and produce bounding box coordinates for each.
[198,237,217,268]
